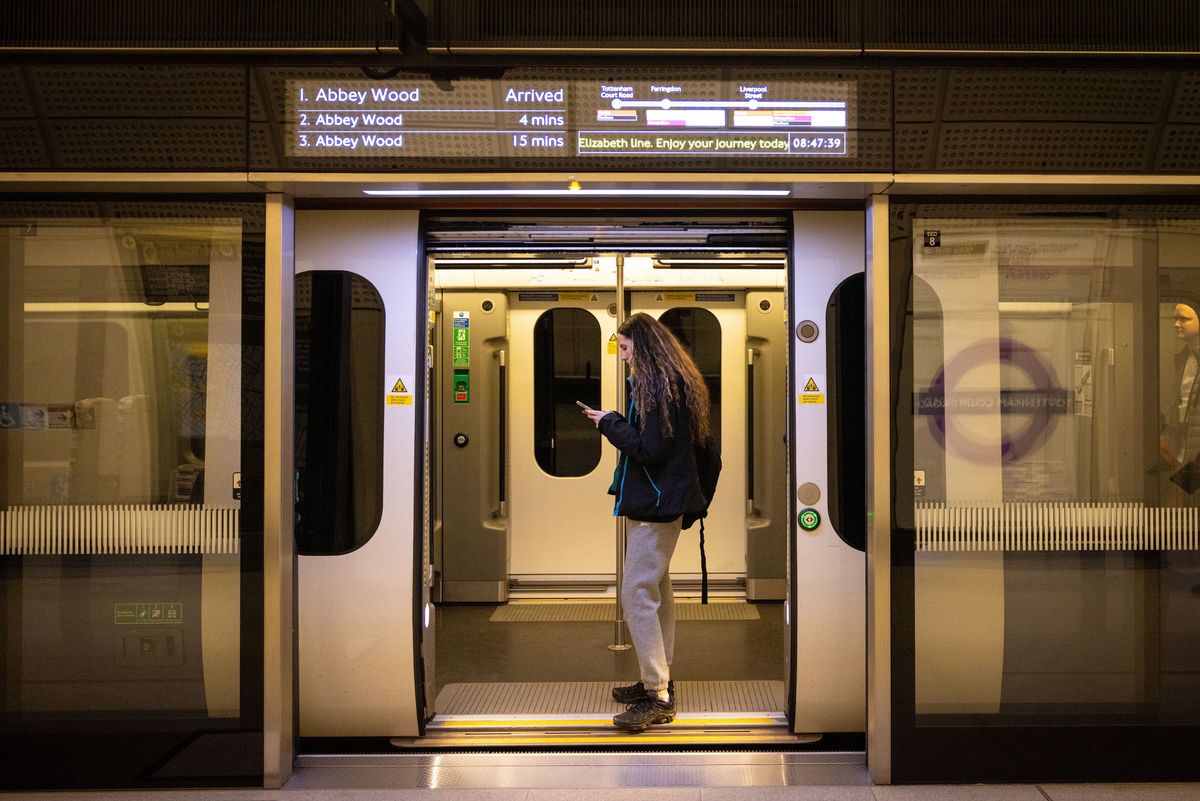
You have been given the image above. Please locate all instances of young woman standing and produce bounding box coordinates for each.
[581,312,711,733]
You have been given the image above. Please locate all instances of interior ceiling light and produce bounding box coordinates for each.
[363,188,791,197]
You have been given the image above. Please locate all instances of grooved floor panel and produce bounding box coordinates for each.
[435,680,786,715]
[490,602,760,622]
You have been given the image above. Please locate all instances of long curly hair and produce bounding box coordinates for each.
[618,312,711,442]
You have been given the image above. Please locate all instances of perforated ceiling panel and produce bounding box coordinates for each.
[1169,72,1200,123]
[942,70,1171,122]
[0,65,44,168]
[1158,127,1200,172]
[936,123,1156,172]
[15,65,248,170]
[0,121,51,169]
[29,65,245,117]
[0,66,35,117]
[895,68,1200,173]
[48,120,247,170]
[865,0,1200,52]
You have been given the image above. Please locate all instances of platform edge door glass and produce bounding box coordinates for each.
[437,291,510,602]
[508,292,617,583]
[790,210,867,735]
[0,205,265,789]
[891,210,1200,782]
[294,210,422,737]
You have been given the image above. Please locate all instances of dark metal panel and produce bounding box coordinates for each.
[0,0,397,48]
[429,0,860,51]
[865,0,1200,52]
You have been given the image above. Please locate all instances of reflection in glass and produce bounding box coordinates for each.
[903,215,1200,727]
[660,307,722,446]
[0,207,262,787]
[533,308,601,476]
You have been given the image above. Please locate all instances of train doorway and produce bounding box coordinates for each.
[422,216,796,744]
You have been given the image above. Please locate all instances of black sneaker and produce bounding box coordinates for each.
[612,679,674,704]
[613,691,675,733]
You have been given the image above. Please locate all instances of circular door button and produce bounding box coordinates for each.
[798,508,821,531]
[453,433,469,447]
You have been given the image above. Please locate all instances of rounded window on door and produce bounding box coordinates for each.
[533,308,602,476]
[661,307,722,446]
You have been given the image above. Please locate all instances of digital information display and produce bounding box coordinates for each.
[285,76,852,160]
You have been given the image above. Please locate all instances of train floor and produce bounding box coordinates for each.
[432,598,787,693]
[420,598,796,745]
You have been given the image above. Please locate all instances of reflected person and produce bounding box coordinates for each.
[1164,303,1200,496]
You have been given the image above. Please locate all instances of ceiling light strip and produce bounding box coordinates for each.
[363,188,791,197]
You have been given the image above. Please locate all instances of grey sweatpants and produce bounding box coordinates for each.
[622,517,683,694]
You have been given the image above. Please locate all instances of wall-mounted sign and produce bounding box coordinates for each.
[286,72,853,161]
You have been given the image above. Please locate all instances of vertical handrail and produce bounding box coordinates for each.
[610,254,631,651]
[747,346,757,514]
[496,348,507,517]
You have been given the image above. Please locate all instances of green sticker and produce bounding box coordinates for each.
[452,311,470,367]
[115,602,183,624]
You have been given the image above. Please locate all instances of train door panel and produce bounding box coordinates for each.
[436,291,510,602]
[508,292,619,580]
[746,290,789,600]
[295,210,422,737]
[790,209,867,733]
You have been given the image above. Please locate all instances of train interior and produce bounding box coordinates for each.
[425,216,791,745]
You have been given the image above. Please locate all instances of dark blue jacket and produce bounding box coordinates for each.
[599,381,705,522]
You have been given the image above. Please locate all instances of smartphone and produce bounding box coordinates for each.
[575,400,592,411]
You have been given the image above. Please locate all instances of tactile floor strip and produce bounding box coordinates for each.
[489,601,760,622]
[435,679,785,715]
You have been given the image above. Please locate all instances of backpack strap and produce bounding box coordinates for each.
[699,518,708,604]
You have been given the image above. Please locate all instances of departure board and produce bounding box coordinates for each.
[285,74,852,160]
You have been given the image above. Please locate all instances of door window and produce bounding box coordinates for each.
[660,307,722,446]
[533,308,601,476]
[294,271,385,555]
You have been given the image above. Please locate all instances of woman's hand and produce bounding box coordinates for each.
[582,407,610,428]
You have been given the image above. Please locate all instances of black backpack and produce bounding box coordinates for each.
[683,435,722,603]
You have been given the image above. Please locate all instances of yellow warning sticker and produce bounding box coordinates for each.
[387,395,413,406]
[559,292,595,302]
[799,394,825,405]
[803,377,820,392]
[391,377,408,393]
[658,292,695,302]
[608,333,618,354]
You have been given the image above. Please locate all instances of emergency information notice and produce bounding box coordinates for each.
[286,75,850,159]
